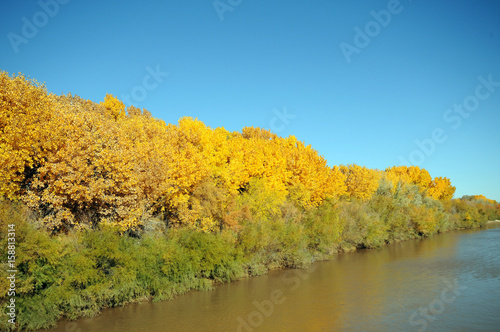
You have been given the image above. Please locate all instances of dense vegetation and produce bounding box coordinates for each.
[1,71,499,330]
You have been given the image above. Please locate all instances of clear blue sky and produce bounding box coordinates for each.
[1,0,499,200]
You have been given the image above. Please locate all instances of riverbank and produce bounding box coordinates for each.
[45,222,500,332]
[1,195,499,331]
[3,72,500,330]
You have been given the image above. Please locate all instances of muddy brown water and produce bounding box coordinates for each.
[46,223,500,331]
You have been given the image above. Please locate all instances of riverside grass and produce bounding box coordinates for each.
[1,193,499,331]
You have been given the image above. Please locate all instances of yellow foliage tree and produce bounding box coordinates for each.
[427,177,455,200]
[0,71,465,233]
[339,164,381,200]
[385,166,432,191]
[0,72,55,200]
[100,93,126,121]
[471,195,497,205]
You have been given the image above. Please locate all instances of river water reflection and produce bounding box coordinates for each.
[47,223,500,331]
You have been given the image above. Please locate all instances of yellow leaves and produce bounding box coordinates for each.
[339,164,381,200]
[384,166,433,194]
[384,166,455,201]
[100,93,125,121]
[126,105,142,117]
[327,166,347,199]
[410,205,437,236]
[237,178,286,222]
[1,71,464,233]
[471,195,496,205]
[427,177,455,200]
[241,126,277,140]
[198,216,219,233]
[0,72,56,199]
[385,166,430,189]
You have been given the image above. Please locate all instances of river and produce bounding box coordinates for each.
[47,223,500,332]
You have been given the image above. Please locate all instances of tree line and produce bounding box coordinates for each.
[1,71,499,331]
[1,71,460,233]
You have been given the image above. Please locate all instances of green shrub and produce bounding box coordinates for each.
[336,199,389,250]
[303,200,341,257]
